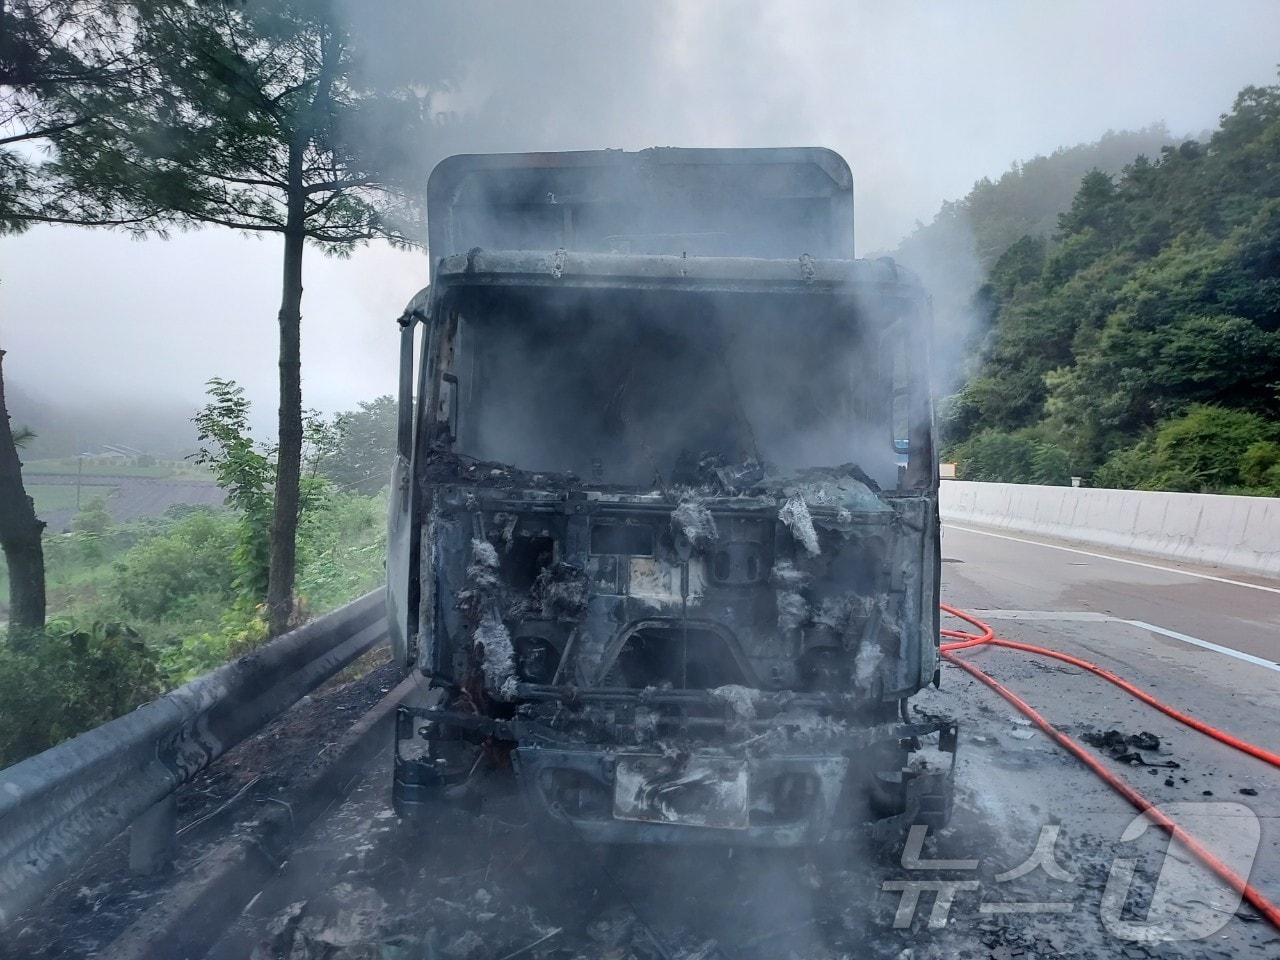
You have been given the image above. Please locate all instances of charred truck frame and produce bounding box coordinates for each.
[387,148,956,846]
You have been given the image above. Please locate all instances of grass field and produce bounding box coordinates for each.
[0,528,128,619]
[30,485,115,518]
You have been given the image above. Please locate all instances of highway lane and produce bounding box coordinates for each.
[940,522,1280,956]
[940,522,1280,760]
[943,522,1280,665]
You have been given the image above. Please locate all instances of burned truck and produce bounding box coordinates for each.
[386,148,955,845]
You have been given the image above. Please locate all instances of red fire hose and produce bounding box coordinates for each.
[938,603,1280,930]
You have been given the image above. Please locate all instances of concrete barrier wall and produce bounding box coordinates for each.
[939,481,1280,579]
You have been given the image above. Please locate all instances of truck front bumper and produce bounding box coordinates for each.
[394,704,957,847]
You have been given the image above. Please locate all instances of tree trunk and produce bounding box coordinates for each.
[266,148,307,636]
[0,347,46,640]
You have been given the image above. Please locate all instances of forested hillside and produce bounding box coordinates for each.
[895,125,1178,276]
[910,79,1280,494]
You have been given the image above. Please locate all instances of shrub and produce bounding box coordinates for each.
[72,496,113,535]
[950,429,1073,485]
[0,621,160,767]
[296,487,387,613]
[1093,405,1280,492]
[158,603,269,685]
[1152,404,1276,489]
[1092,439,1170,490]
[111,508,238,621]
[1240,440,1280,495]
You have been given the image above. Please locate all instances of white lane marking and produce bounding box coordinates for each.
[944,524,1280,596]
[968,610,1111,622]
[1124,620,1280,673]
[959,609,1280,673]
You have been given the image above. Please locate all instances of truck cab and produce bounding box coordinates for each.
[387,148,955,844]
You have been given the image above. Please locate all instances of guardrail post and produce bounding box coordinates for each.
[129,794,176,874]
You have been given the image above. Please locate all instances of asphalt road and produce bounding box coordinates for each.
[937,522,1280,958]
[941,522,1280,665]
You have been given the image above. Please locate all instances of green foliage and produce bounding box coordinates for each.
[110,507,238,621]
[937,75,1280,488]
[1057,170,1120,239]
[40,0,435,249]
[192,378,339,607]
[0,620,161,767]
[158,605,269,685]
[1093,405,1280,492]
[1152,405,1278,490]
[296,486,388,613]
[67,496,113,561]
[0,460,388,763]
[1091,440,1167,491]
[896,126,1175,274]
[72,496,113,535]
[193,378,275,600]
[193,379,274,516]
[1,1,155,232]
[894,126,1175,393]
[1241,441,1280,495]
[30,0,442,632]
[315,395,396,493]
[950,430,1073,485]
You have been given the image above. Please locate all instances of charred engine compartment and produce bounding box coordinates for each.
[395,449,955,845]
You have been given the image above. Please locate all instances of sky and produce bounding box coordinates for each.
[3,0,1279,441]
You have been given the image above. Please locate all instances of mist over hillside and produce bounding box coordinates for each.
[891,125,1182,394]
[930,78,1280,494]
[6,380,201,460]
[893,126,1186,269]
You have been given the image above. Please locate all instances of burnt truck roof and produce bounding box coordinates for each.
[426,147,856,268]
[430,248,926,300]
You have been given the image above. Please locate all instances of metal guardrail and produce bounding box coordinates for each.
[0,589,389,929]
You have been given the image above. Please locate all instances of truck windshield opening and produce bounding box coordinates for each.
[432,283,915,491]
